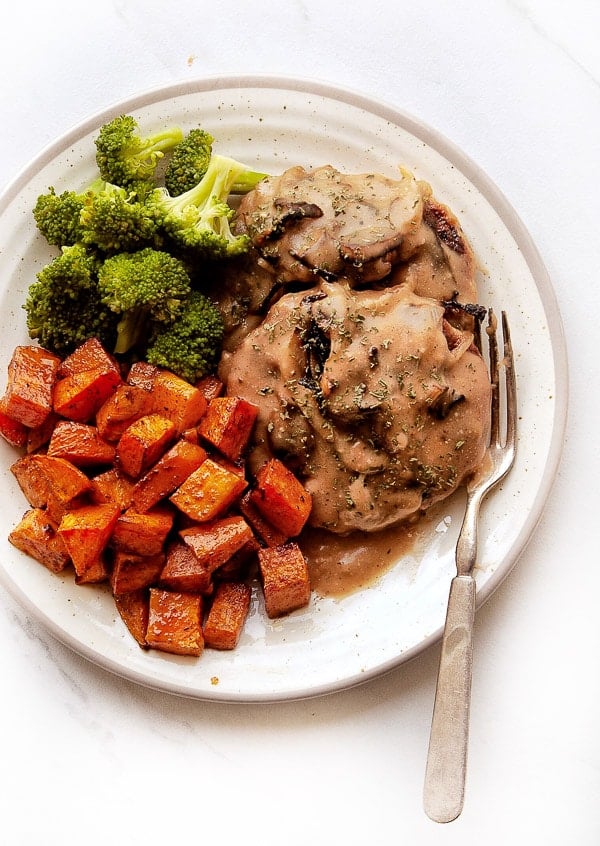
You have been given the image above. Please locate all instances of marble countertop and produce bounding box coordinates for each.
[0,2,598,843]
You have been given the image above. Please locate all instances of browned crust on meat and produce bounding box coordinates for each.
[423,200,466,254]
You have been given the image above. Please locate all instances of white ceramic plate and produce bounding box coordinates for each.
[0,76,567,702]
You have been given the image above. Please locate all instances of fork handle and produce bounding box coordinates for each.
[423,574,476,823]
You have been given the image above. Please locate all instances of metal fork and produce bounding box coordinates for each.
[423,309,517,823]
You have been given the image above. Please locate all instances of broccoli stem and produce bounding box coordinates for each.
[114,307,148,354]
[231,171,269,194]
[140,128,185,156]
[162,155,252,217]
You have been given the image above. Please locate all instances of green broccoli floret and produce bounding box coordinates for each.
[97,247,191,355]
[33,187,87,247]
[149,154,260,259]
[164,128,267,197]
[164,128,214,196]
[79,182,161,252]
[95,114,183,192]
[24,243,118,354]
[146,290,224,382]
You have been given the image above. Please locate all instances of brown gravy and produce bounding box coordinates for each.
[298,519,420,598]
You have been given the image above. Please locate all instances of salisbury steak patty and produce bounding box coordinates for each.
[220,281,491,534]
[213,164,479,351]
[234,164,424,285]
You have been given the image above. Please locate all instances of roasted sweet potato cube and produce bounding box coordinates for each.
[52,339,122,421]
[57,503,120,581]
[179,516,254,570]
[39,456,93,508]
[150,369,207,433]
[8,508,71,573]
[195,374,224,402]
[132,440,207,513]
[0,398,28,447]
[198,396,259,461]
[111,506,174,555]
[11,454,93,521]
[170,458,247,522]
[203,581,251,650]
[114,589,149,648]
[2,345,61,428]
[95,383,152,442]
[26,412,60,453]
[239,490,288,547]
[10,454,52,508]
[110,550,165,596]
[75,554,110,585]
[90,467,135,511]
[146,588,204,657]
[126,361,159,390]
[116,414,177,478]
[53,366,123,422]
[47,420,116,466]
[215,535,260,581]
[159,540,213,594]
[258,542,311,618]
[57,337,120,378]
[250,459,312,537]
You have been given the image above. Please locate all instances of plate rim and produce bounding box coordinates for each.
[0,73,569,702]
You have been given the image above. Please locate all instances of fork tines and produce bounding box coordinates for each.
[486,308,517,469]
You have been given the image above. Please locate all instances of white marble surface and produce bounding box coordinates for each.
[0,1,598,843]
